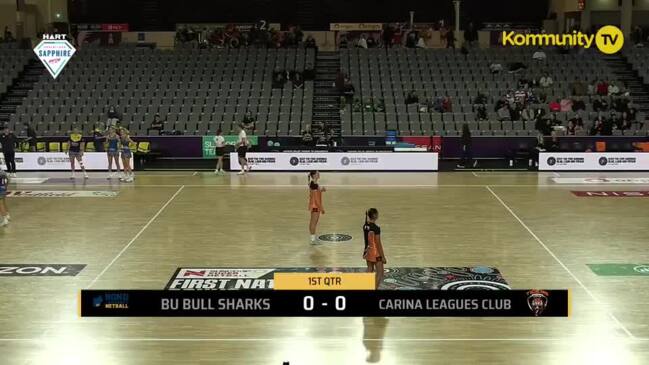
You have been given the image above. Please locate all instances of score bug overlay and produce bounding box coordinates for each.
[80,289,569,317]
[273,272,375,290]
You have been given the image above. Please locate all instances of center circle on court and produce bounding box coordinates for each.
[318,233,353,243]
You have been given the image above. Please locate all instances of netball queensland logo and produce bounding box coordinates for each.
[34,34,76,79]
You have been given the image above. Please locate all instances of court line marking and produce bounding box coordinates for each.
[0,337,639,342]
[25,183,649,189]
[485,186,635,340]
[86,185,186,289]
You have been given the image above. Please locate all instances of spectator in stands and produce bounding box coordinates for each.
[338,34,349,49]
[560,98,573,112]
[292,71,304,89]
[571,80,587,96]
[632,26,644,46]
[442,96,453,113]
[609,111,622,129]
[305,35,317,50]
[548,99,561,112]
[107,106,121,128]
[23,123,37,152]
[608,82,620,96]
[619,112,632,130]
[147,114,164,135]
[301,124,314,146]
[497,103,511,121]
[596,80,608,96]
[587,80,597,95]
[457,123,475,168]
[593,96,608,112]
[446,27,455,49]
[382,24,394,48]
[509,103,522,121]
[535,114,552,136]
[405,90,419,105]
[539,73,553,88]
[548,113,561,127]
[568,115,583,128]
[464,22,478,48]
[0,126,17,177]
[241,112,256,130]
[532,47,547,61]
[474,92,488,105]
[627,103,638,121]
[272,68,286,89]
[406,31,417,48]
[3,26,14,42]
[303,62,315,80]
[489,63,503,74]
[521,105,535,122]
[476,104,487,121]
[357,34,368,49]
[367,36,377,48]
[590,118,604,135]
[572,97,586,111]
[416,36,426,48]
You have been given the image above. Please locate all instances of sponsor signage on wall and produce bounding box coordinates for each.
[540,153,649,171]
[571,191,649,197]
[0,264,86,276]
[201,135,258,158]
[7,191,118,198]
[553,177,649,184]
[0,153,133,171]
[229,152,438,171]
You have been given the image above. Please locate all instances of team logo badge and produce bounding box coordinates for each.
[546,157,556,166]
[289,157,299,166]
[526,289,549,316]
[341,157,350,166]
[33,34,76,79]
[318,233,353,243]
[599,157,608,166]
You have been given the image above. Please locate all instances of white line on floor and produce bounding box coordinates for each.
[485,186,635,340]
[24,183,648,189]
[0,337,636,342]
[86,185,185,289]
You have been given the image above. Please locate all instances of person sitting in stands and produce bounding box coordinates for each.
[272,69,286,88]
[521,105,535,121]
[608,82,620,96]
[241,111,256,130]
[147,114,164,135]
[590,118,604,136]
[497,104,511,121]
[305,35,317,50]
[301,124,314,146]
[405,90,419,104]
[442,96,453,112]
[357,34,368,49]
[572,97,586,111]
[596,80,609,96]
[593,96,608,112]
[532,47,547,61]
[548,99,561,112]
[292,71,304,89]
[367,36,376,48]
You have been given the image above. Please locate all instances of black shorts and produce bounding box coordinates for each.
[215,147,225,157]
[237,146,247,158]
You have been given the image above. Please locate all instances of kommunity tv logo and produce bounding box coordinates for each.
[501,25,624,54]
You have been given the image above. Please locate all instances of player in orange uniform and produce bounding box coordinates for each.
[308,170,326,244]
[363,208,386,289]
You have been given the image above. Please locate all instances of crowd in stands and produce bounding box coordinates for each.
[176,24,311,49]
[2,26,15,42]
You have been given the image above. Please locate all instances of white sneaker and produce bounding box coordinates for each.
[10,173,16,178]
[6,214,10,221]
[237,170,245,175]
[84,174,89,179]
[0,218,8,227]
[70,174,76,180]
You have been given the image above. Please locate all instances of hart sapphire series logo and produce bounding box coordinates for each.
[33,34,76,79]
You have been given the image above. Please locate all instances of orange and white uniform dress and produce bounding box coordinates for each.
[363,222,383,262]
[308,182,324,213]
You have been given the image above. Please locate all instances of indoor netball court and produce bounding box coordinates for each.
[1,171,648,364]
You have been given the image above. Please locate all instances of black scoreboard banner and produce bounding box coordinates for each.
[81,289,569,317]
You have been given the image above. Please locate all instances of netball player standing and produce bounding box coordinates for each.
[68,129,89,179]
[236,124,250,175]
[119,128,135,182]
[214,128,225,174]
[0,169,9,227]
[106,127,121,179]
[363,208,386,289]
[308,171,326,244]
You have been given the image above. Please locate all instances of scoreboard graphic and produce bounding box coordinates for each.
[165,267,511,291]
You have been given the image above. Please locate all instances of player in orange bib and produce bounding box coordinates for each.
[363,208,386,289]
[308,170,326,244]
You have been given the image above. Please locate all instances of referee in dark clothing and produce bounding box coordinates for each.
[0,125,18,177]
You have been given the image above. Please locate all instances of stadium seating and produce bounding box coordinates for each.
[2,43,647,137]
[340,47,645,136]
[0,43,32,96]
[9,46,315,137]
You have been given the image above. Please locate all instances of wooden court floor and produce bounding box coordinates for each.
[1,171,649,364]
